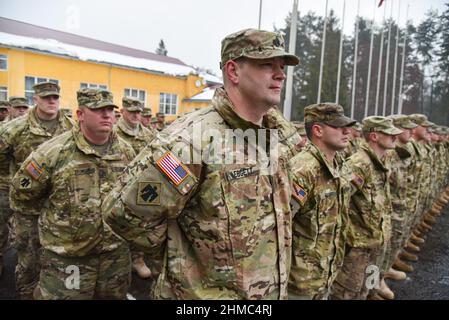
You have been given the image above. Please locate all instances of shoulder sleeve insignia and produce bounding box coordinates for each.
[19,175,32,189]
[25,159,44,180]
[292,182,308,205]
[137,182,161,205]
[156,152,189,186]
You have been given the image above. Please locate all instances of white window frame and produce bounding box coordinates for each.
[124,88,146,106]
[25,76,59,104]
[80,82,108,90]
[159,93,178,115]
[0,86,7,101]
[0,54,7,71]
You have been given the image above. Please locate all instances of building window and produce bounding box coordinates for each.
[25,76,59,104]
[0,86,7,101]
[0,55,7,71]
[80,82,107,90]
[124,88,146,105]
[159,93,177,115]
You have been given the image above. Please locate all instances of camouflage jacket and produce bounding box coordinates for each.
[115,117,155,154]
[9,126,136,257]
[342,137,362,159]
[345,142,392,249]
[102,87,301,300]
[288,143,351,299]
[0,108,74,176]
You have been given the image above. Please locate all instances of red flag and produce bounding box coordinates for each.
[378,0,385,7]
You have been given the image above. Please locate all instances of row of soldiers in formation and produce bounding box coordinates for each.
[0,27,448,300]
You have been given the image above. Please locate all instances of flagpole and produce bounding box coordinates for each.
[390,0,401,114]
[317,0,328,103]
[364,0,376,118]
[283,0,298,121]
[382,0,393,115]
[336,0,346,105]
[398,4,409,114]
[374,3,387,116]
[351,0,360,119]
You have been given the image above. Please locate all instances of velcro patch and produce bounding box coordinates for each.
[292,182,308,205]
[25,159,44,180]
[19,175,32,189]
[156,152,189,186]
[137,182,161,205]
[351,173,364,188]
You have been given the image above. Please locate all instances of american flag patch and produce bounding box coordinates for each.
[156,152,189,186]
[351,173,364,188]
[26,159,44,180]
[292,182,307,205]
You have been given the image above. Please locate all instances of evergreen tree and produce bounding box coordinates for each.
[156,39,168,56]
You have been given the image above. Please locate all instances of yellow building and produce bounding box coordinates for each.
[0,17,221,122]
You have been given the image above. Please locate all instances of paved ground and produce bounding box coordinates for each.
[1,204,448,300]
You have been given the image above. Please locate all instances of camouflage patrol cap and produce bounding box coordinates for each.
[292,121,306,135]
[156,112,165,117]
[304,102,356,127]
[141,107,152,117]
[122,97,143,112]
[387,114,418,129]
[33,82,60,97]
[362,116,403,135]
[77,88,118,109]
[0,100,10,109]
[9,96,30,108]
[220,28,299,69]
[151,117,157,123]
[353,122,363,132]
[408,114,433,127]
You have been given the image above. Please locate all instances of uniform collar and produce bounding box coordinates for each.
[28,107,70,136]
[361,141,389,172]
[306,142,340,178]
[117,117,141,137]
[73,126,122,160]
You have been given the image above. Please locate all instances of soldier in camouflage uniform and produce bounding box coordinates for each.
[140,107,153,129]
[0,100,13,276]
[10,89,136,299]
[291,121,307,149]
[102,28,301,299]
[8,97,30,120]
[288,103,355,300]
[382,115,418,281]
[0,101,9,123]
[155,112,166,132]
[343,122,363,159]
[331,116,402,300]
[115,97,155,279]
[0,83,73,299]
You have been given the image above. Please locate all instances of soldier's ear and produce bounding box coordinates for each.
[224,60,240,85]
[76,108,84,122]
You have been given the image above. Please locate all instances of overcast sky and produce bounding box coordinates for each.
[1,0,447,74]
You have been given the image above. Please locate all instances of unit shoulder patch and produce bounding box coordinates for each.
[137,181,161,205]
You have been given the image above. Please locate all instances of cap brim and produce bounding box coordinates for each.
[379,127,403,135]
[244,49,299,66]
[38,91,60,97]
[90,101,119,109]
[12,104,30,108]
[124,107,143,112]
[325,116,357,128]
[399,123,418,129]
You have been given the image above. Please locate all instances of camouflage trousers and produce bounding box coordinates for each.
[0,189,13,259]
[330,246,379,300]
[35,243,131,300]
[14,212,41,300]
[385,210,408,270]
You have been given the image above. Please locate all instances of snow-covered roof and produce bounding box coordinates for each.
[184,87,216,102]
[0,31,200,77]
